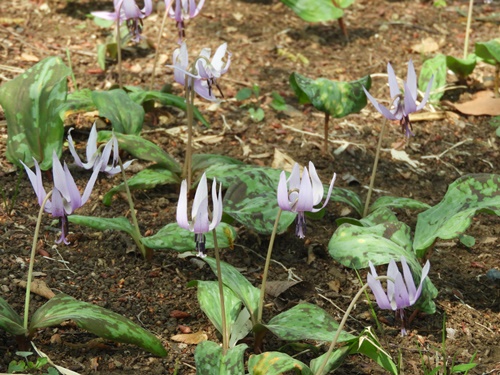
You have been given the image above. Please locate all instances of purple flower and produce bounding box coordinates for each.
[67,123,133,176]
[367,257,431,335]
[21,152,102,244]
[166,0,205,40]
[169,42,231,101]
[176,173,223,257]
[363,60,433,138]
[277,162,336,239]
[92,0,153,42]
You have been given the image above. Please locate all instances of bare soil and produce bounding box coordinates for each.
[0,0,499,374]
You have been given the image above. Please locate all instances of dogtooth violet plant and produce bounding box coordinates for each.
[368,257,431,335]
[169,41,231,189]
[1,152,166,356]
[167,0,205,41]
[177,172,230,353]
[363,60,434,216]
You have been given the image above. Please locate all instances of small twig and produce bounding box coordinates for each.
[281,124,365,151]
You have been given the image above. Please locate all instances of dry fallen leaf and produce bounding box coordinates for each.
[171,331,208,344]
[170,310,191,319]
[453,90,500,116]
[272,149,296,171]
[15,279,55,299]
[411,37,439,54]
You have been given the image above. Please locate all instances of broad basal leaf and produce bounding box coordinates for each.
[279,0,343,22]
[98,131,181,173]
[248,352,313,375]
[191,281,242,336]
[68,215,136,238]
[91,89,145,135]
[191,154,243,174]
[58,88,95,119]
[446,54,477,78]
[369,196,430,214]
[203,257,260,323]
[0,297,26,336]
[419,54,446,102]
[328,211,438,314]
[141,223,237,251]
[30,294,167,356]
[103,167,181,205]
[194,341,247,375]
[126,86,210,127]
[266,303,355,342]
[290,73,371,118]
[0,56,70,169]
[413,174,500,258]
[309,346,350,375]
[475,38,500,65]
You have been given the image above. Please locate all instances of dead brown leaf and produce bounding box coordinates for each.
[15,279,55,299]
[453,90,500,116]
[171,332,208,344]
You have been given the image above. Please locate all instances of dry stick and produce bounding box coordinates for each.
[183,82,195,189]
[116,4,123,89]
[363,118,387,217]
[323,113,330,155]
[149,0,173,91]
[24,191,53,330]
[257,208,282,323]
[314,276,392,375]
[463,0,474,59]
[212,229,229,354]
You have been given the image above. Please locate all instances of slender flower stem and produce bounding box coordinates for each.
[118,156,148,258]
[463,0,474,59]
[24,191,53,330]
[116,5,123,89]
[314,276,392,375]
[149,0,173,90]
[257,208,282,323]
[323,113,330,155]
[363,118,387,217]
[183,80,195,189]
[212,229,229,354]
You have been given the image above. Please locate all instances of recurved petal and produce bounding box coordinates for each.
[386,259,399,308]
[142,0,153,16]
[87,124,99,162]
[192,196,209,233]
[192,173,209,219]
[403,82,417,114]
[400,257,417,302]
[387,62,401,99]
[393,272,410,309]
[288,163,301,190]
[52,152,71,204]
[296,167,314,212]
[209,179,223,231]
[81,159,102,207]
[211,43,228,72]
[122,0,142,20]
[363,86,398,121]
[406,59,418,101]
[412,260,431,304]
[194,80,218,101]
[91,10,120,21]
[277,171,292,211]
[416,75,434,111]
[367,270,392,310]
[308,162,324,206]
[189,0,204,18]
[176,180,191,230]
[50,187,65,218]
[21,158,47,208]
[67,129,85,169]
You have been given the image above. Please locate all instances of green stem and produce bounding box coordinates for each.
[323,113,330,155]
[148,0,172,90]
[118,156,147,258]
[65,48,78,91]
[183,81,195,189]
[257,208,282,323]
[24,191,53,330]
[116,11,123,89]
[363,118,387,217]
[213,229,229,354]
[463,0,474,59]
[314,276,392,375]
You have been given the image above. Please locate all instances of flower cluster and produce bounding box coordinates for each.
[167,0,205,41]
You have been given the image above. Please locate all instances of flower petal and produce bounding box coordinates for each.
[296,167,314,212]
[406,59,418,102]
[363,86,398,121]
[367,262,392,310]
[387,62,401,99]
[192,196,209,233]
[277,170,292,211]
[416,75,434,111]
[308,162,323,206]
[400,256,417,302]
[192,173,208,219]
[403,82,417,114]
[393,271,410,309]
[21,158,47,208]
[81,159,102,206]
[209,179,223,231]
[412,260,430,304]
[176,180,191,230]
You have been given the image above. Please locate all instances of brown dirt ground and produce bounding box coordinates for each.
[1,0,499,374]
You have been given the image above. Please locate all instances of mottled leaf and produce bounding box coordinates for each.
[126,87,210,127]
[0,297,26,336]
[266,303,355,342]
[248,352,313,375]
[58,88,94,119]
[102,167,181,206]
[98,131,181,173]
[194,341,247,375]
[68,215,136,237]
[279,0,343,22]
[30,294,167,356]
[192,281,243,336]
[446,54,477,78]
[475,38,500,65]
[91,89,145,135]
[309,346,350,375]
[361,207,400,226]
[290,73,371,118]
[413,174,500,258]
[192,154,243,174]
[328,214,438,314]
[369,196,430,214]
[0,56,70,169]
[141,223,237,251]
[203,257,260,324]
[419,54,446,102]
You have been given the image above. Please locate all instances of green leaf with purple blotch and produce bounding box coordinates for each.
[30,294,167,356]
[0,57,70,170]
[141,223,236,252]
[68,215,136,237]
[289,73,371,118]
[98,131,181,173]
[194,341,247,375]
[249,352,313,375]
[266,303,355,342]
[369,196,430,214]
[0,297,26,336]
[413,173,500,258]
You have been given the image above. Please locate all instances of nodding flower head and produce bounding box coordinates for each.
[363,60,433,138]
[176,173,223,257]
[277,162,336,239]
[166,0,205,41]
